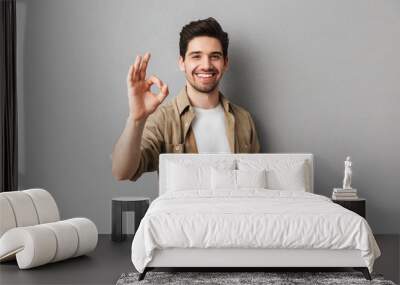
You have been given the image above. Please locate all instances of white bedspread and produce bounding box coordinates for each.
[131,189,380,273]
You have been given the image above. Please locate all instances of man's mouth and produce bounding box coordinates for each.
[194,72,217,80]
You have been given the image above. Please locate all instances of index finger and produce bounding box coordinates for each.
[147,75,164,89]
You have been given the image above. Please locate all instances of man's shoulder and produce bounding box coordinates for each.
[227,100,252,119]
[219,92,251,117]
[165,95,181,110]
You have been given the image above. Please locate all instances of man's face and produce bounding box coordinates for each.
[179,36,229,94]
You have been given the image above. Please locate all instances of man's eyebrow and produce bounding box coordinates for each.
[188,51,223,56]
[188,51,201,56]
[210,51,223,56]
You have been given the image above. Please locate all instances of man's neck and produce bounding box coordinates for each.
[185,83,220,109]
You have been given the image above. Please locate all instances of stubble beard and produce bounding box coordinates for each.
[187,74,220,94]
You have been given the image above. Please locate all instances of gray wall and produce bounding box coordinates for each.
[16,0,400,234]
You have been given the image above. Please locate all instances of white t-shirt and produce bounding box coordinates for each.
[192,103,231,153]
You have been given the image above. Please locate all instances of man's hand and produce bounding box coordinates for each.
[127,53,169,122]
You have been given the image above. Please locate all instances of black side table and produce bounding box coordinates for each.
[332,198,366,218]
[112,197,150,242]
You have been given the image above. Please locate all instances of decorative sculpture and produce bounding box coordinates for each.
[343,156,352,189]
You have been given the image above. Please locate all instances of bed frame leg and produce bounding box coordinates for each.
[138,268,148,281]
[354,267,371,280]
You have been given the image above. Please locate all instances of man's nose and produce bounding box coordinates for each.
[201,57,212,69]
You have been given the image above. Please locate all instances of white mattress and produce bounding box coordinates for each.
[131,189,380,273]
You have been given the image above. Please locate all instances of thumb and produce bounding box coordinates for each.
[156,84,169,104]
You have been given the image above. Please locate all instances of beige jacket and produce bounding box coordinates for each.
[130,87,260,181]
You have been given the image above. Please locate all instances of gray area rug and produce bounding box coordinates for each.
[116,271,396,285]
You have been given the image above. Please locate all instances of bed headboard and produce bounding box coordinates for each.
[159,153,314,196]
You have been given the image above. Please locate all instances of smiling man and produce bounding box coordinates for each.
[112,17,260,181]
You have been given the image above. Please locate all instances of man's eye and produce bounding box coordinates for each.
[211,55,221,59]
[192,56,200,59]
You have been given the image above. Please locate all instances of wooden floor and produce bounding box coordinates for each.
[0,234,398,285]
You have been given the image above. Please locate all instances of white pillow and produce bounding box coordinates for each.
[237,169,267,188]
[267,163,306,191]
[211,168,267,190]
[211,168,236,189]
[237,159,308,191]
[167,160,235,192]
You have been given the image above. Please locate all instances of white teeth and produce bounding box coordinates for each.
[196,73,214,78]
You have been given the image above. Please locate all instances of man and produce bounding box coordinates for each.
[112,17,260,181]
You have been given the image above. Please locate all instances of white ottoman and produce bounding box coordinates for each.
[0,189,98,269]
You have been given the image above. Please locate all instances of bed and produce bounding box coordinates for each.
[131,153,381,281]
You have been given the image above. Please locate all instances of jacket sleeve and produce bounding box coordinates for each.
[248,112,261,153]
[129,108,165,181]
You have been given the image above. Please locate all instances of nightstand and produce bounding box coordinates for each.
[332,198,366,218]
[111,197,150,242]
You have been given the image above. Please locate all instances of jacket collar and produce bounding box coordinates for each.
[176,86,231,115]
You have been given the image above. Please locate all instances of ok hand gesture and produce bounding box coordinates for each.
[127,53,169,122]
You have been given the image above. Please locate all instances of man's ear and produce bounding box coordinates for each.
[223,56,229,72]
[178,56,185,72]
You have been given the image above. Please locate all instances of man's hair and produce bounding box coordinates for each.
[179,17,229,60]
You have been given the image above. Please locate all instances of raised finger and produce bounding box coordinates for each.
[139,52,151,80]
[132,55,142,82]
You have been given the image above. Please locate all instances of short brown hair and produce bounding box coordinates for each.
[179,17,229,60]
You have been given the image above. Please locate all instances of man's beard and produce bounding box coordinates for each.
[187,76,220,94]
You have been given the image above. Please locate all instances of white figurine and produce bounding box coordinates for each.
[343,156,352,189]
